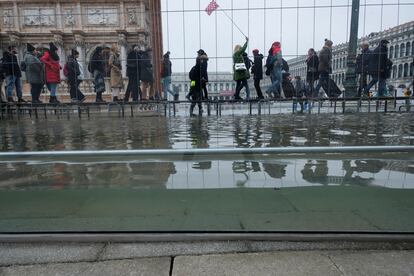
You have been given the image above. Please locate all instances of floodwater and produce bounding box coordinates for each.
[1,113,413,191]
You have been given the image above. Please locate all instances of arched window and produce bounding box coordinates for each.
[411,62,414,77]
[395,45,399,58]
[389,46,394,59]
[398,64,403,78]
[406,42,411,56]
[400,43,405,58]
[403,63,409,77]
[392,65,397,79]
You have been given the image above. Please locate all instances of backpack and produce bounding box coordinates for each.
[20,60,27,72]
[189,66,197,80]
[63,63,69,77]
[243,54,251,70]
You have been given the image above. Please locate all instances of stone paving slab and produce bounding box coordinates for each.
[0,243,104,266]
[0,258,171,276]
[173,251,341,276]
[172,250,414,276]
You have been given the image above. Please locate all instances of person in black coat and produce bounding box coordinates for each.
[188,58,204,116]
[124,45,140,102]
[364,39,391,97]
[3,46,25,102]
[67,49,85,102]
[89,46,106,102]
[251,49,264,99]
[138,47,154,100]
[305,48,319,98]
[197,49,209,100]
[356,41,371,97]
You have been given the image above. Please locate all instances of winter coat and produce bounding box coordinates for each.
[2,51,21,78]
[126,50,140,80]
[318,46,332,73]
[23,52,45,84]
[356,48,370,74]
[40,51,61,84]
[161,57,172,78]
[367,44,389,79]
[196,54,209,82]
[306,54,319,82]
[233,41,250,81]
[138,50,154,83]
[109,52,123,88]
[89,51,106,74]
[0,58,5,81]
[66,55,81,86]
[251,54,264,80]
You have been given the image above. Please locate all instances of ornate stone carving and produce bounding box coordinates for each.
[64,9,76,26]
[23,8,55,27]
[86,8,118,25]
[3,9,14,27]
[127,8,138,25]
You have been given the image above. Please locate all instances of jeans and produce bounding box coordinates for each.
[163,76,175,100]
[267,69,282,97]
[254,79,263,98]
[30,83,43,102]
[47,83,58,97]
[315,71,329,95]
[235,79,249,99]
[5,75,22,98]
[364,76,387,97]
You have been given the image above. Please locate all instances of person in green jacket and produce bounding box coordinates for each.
[233,37,250,100]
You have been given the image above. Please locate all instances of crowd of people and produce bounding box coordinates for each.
[0,37,399,111]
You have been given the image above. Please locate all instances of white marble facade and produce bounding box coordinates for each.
[0,0,151,84]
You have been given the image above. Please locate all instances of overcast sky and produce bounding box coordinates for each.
[160,0,414,72]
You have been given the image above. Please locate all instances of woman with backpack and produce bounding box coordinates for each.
[40,43,61,104]
[233,37,250,101]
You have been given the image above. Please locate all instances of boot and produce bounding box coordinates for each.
[96,92,106,103]
[7,97,15,103]
[18,97,27,103]
[173,94,179,101]
[198,108,203,116]
[189,105,195,117]
[113,96,119,102]
[49,96,60,104]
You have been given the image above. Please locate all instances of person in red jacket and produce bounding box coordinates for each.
[41,43,61,104]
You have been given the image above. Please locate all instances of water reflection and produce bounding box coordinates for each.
[0,113,413,190]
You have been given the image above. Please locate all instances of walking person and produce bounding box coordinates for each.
[161,51,177,101]
[356,41,371,97]
[233,37,250,101]
[364,39,392,97]
[197,49,209,100]
[109,45,123,102]
[315,39,341,98]
[251,49,264,99]
[89,46,106,103]
[305,48,319,98]
[40,42,61,104]
[0,56,6,104]
[138,45,154,100]
[3,45,26,103]
[66,49,85,103]
[265,41,283,99]
[125,45,140,102]
[188,62,203,116]
[23,43,45,104]
[293,76,308,112]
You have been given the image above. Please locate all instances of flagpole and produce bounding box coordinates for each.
[218,8,247,38]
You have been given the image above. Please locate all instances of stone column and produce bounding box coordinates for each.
[52,31,65,79]
[73,31,87,78]
[149,0,163,95]
[117,30,128,78]
[56,2,63,29]
[13,2,20,31]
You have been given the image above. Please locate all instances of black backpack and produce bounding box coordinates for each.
[189,66,197,80]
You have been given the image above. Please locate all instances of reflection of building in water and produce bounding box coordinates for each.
[0,0,163,95]
[289,21,414,90]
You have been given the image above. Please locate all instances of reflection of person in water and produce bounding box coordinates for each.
[262,162,287,179]
[189,118,211,170]
[301,160,329,184]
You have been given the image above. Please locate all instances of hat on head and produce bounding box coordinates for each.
[49,42,58,52]
[71,49,79,56]
[324,39,333,46]
[252,49,259,53]
[197,49,205,55]
[27,43,35,52]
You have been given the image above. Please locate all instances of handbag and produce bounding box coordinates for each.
[235,63,247,71]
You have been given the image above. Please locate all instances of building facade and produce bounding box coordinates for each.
[0,0,163,95]
[289,21,414,91]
